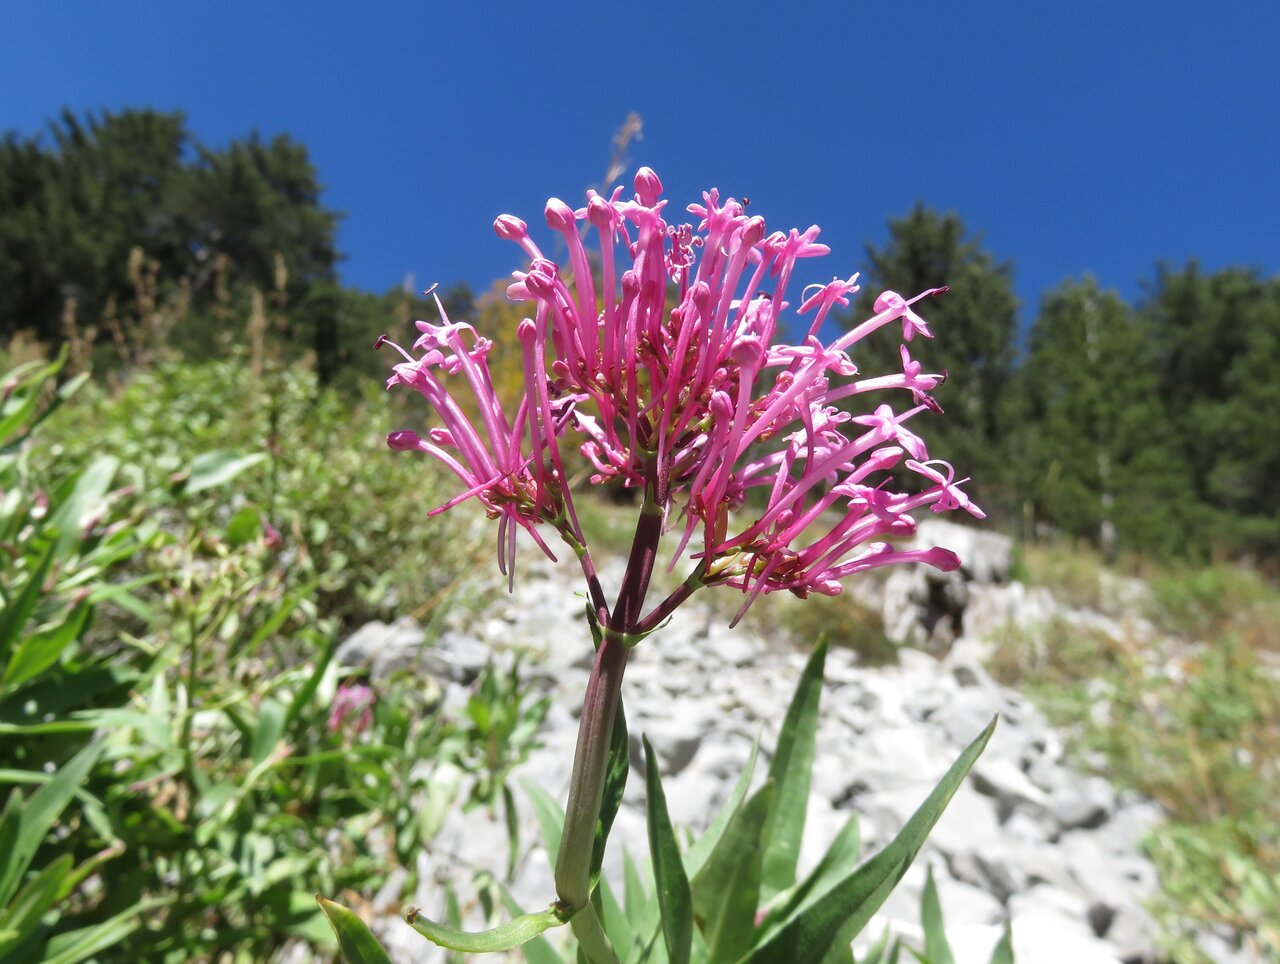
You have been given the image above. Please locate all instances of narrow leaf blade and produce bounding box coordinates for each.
[921,864,955,964]
[746,717,997,963]
[643,736,692,964]
[691,781,773,964]
[761,638,828,900]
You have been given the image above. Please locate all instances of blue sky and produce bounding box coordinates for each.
[3,1,1276,323]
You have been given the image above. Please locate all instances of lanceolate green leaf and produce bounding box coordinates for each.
[921,864,955,964]
[404,902,567,953]
[181,450,266,495]
[987,921,1014,964]
[40,896,169,964]
[691,781,773,964]
[760,638,827,901]
[3,602,91,690]
[47,455,119,561]
[684,736,759,878]
[745,717,997,963]
[0,539,57,667]
[643,736,692,964]
[316,896,394,964]
[756,813,860,935]
[522,778,566,858]
[0,853,73,956]
[0,739,103,907]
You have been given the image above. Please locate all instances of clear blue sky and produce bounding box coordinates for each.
[3,1,1276,323]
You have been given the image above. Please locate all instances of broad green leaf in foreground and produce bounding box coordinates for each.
[746,716,997,962]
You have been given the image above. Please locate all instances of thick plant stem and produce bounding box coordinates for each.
[569,902,621,964]
[553,631,628,911]
[554,453,662,915]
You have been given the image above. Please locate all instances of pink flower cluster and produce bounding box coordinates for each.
[380,168,981,621]
[327,682,374,737]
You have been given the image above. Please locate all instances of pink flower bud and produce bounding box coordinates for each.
[587,193,613,229]
[494,214,529,241]
[634,167,663,206]
[545,198,576,231]
[387,430,423,451]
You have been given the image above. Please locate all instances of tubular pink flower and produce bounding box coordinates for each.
[387,169,981,612]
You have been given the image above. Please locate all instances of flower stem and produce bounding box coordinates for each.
[554,632,628,911]
[569,902,621,964]
[554,452,663,914]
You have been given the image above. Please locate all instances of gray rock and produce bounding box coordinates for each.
[970,756,1050,822]
[1050,775,1117,833]
[420,630,493,684]
[912,519,1013,586]
[337,616,426,679]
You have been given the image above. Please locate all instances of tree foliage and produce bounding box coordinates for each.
[0,108,342,376]
[1143,264,1280,555]
[1008,278,1191,555]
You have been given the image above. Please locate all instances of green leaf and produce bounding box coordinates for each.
[405,902,567,952]
[498,884,567,964]
[251,699,287,764]
[623,848,648,923]
[225,505,262,547]
[0,539,57,668]
[921,865,955,964]
[684,736,759,878]
[690,781,773,964]
[0,348,67,448]
[316,895,394,964]
[443,882,465,964]
[643,736,692,964]
[523,778,566,858]
[0,739,103,907]
[856,929,900,964]
[181,450,266,495]
[591,701,629,891]
[986,921,1013,964]
[47,454,119,561]
[280,628,334,730]
[40,895,167,964]
[744,717,997,963]
[2,602,91,691]
[758,814,860,934]
[0,853,73,956]
[503,783,521,881]
[761,638,827,901]
[596,875,633,960]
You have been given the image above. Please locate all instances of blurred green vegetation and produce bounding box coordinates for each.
[991,545,1280,961]
[0,349,556,961]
